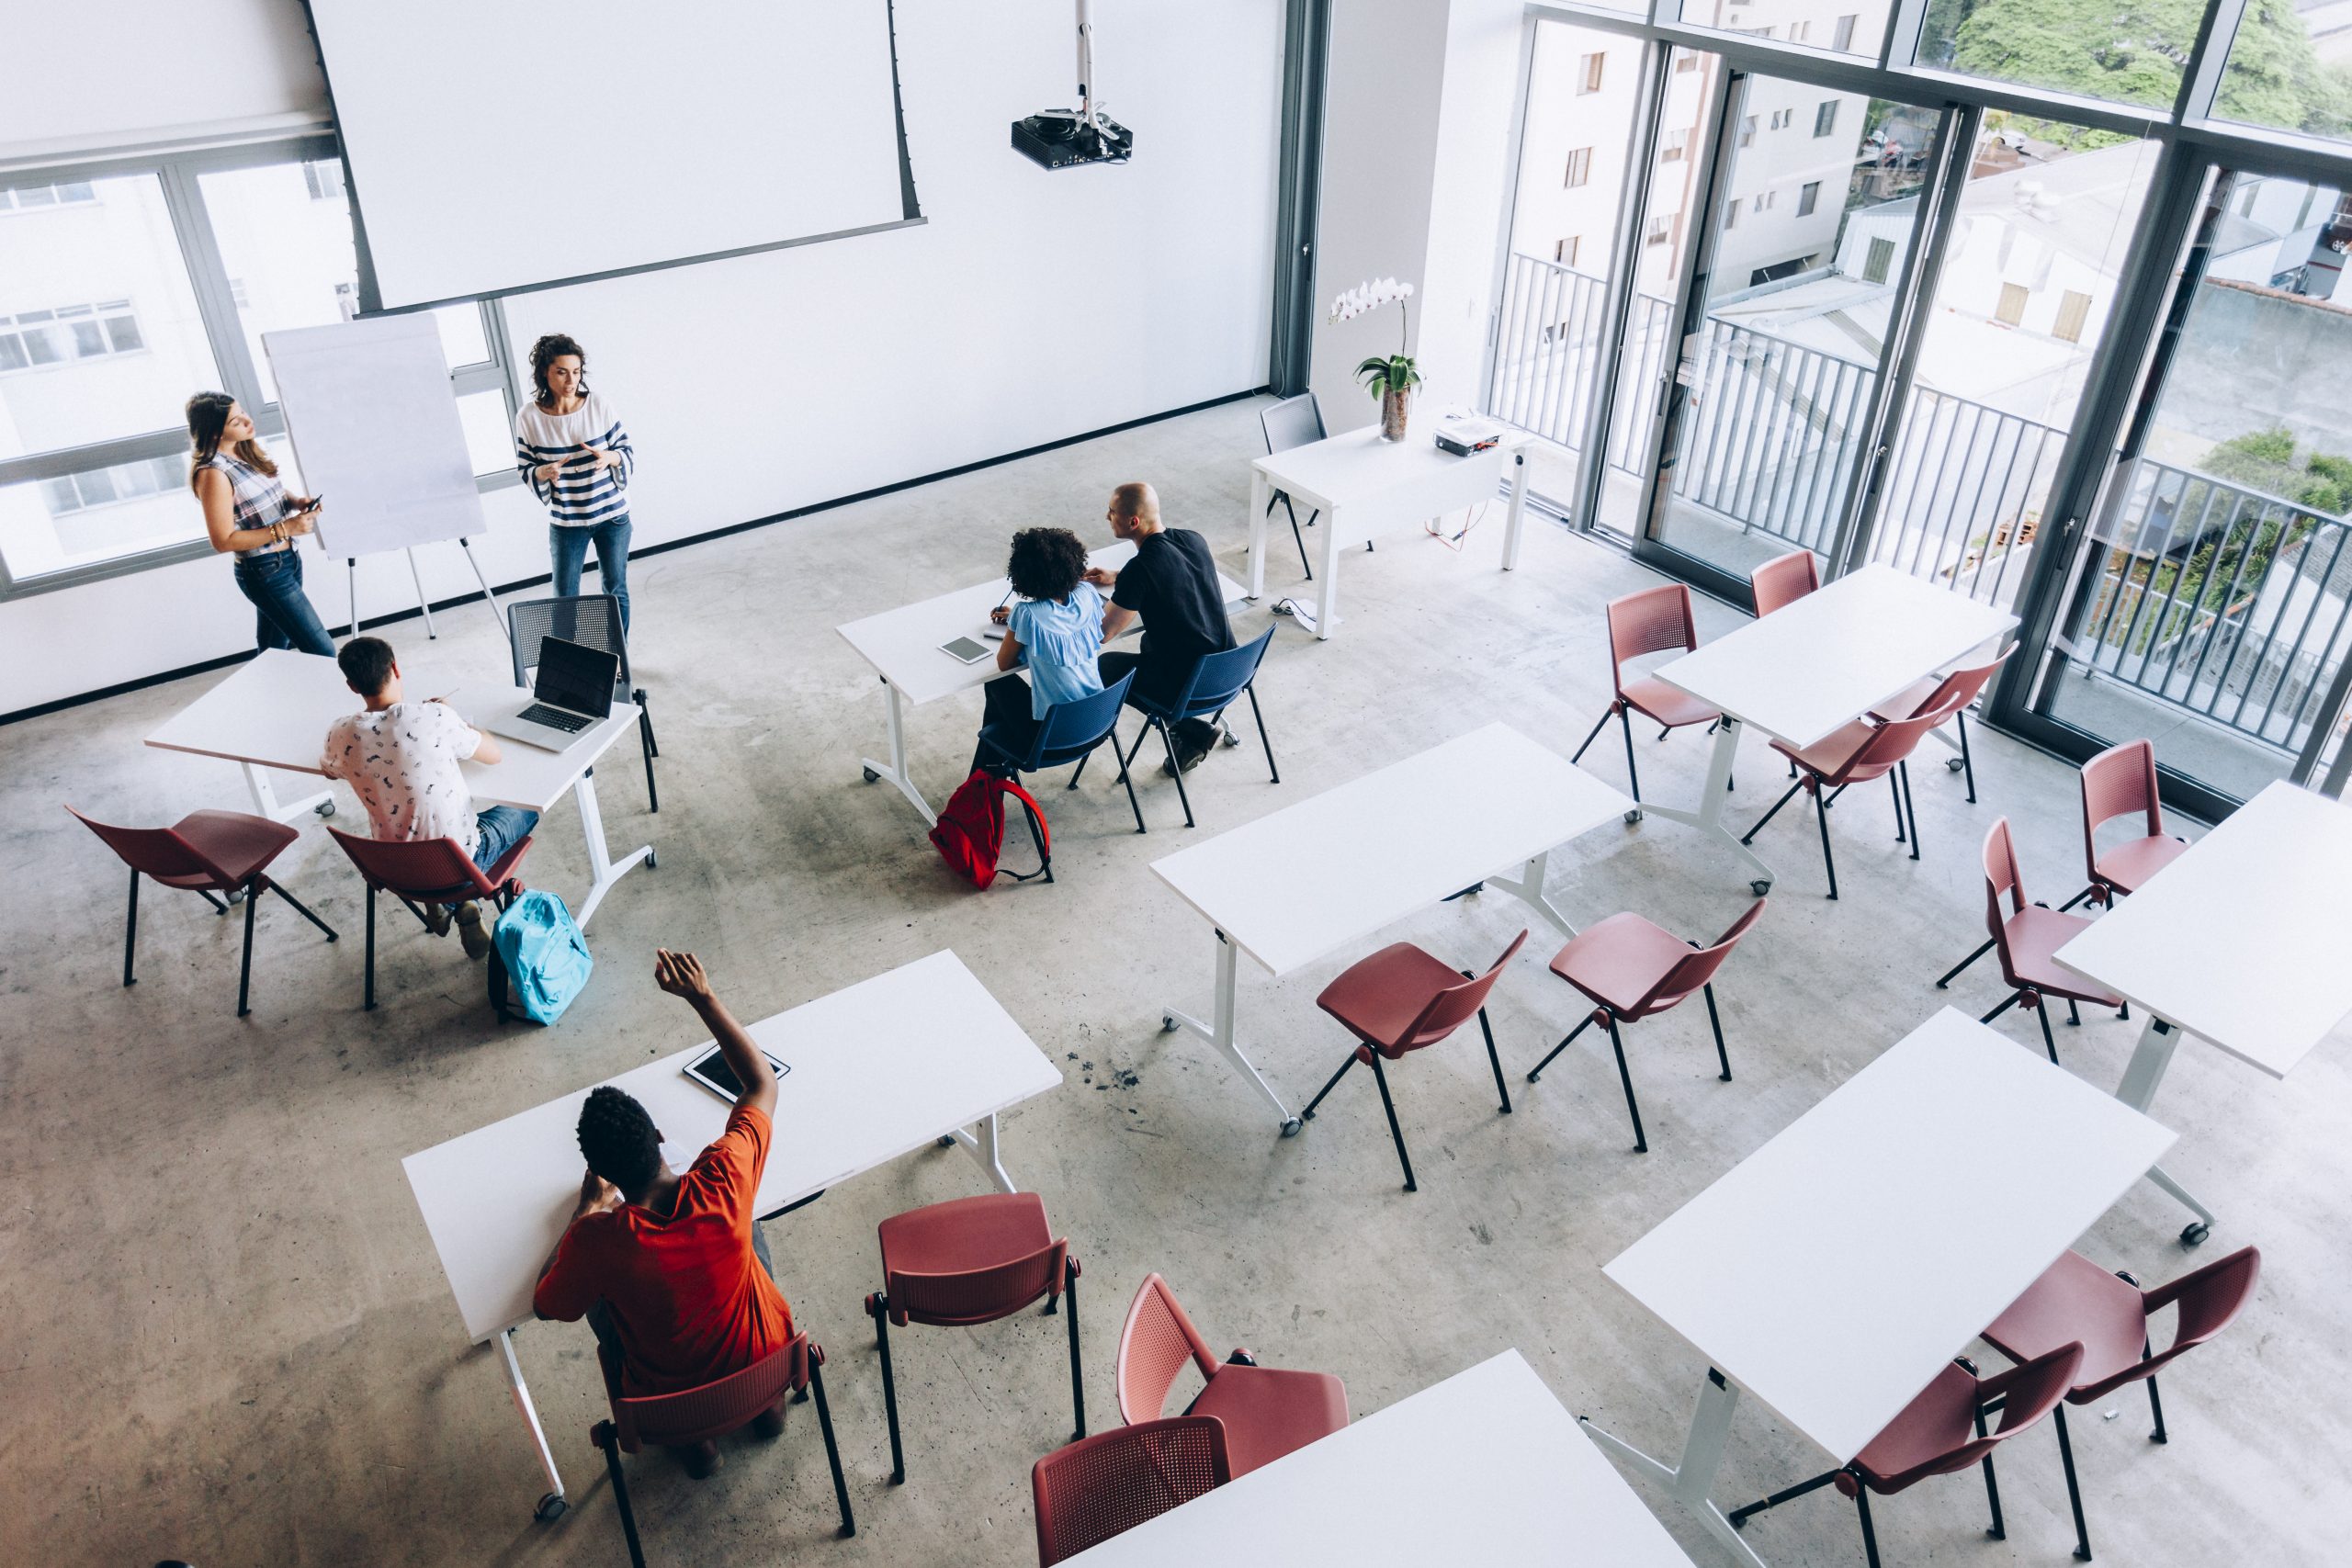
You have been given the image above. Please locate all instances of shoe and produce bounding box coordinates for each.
[421,902,454,938]
[1160,722,1227,777]
[454,902,492,961]
[750,1402,786,1439]
[676,1439,723,1480]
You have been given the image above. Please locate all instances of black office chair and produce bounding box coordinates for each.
[978,673,1144,871]
[1117,626,1280,829]
[508,594,659,812]
[1261,393,1326,580]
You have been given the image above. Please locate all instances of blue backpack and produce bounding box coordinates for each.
[492,890,594,1024]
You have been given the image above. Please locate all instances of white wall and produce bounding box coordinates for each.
[1,0,1283,713]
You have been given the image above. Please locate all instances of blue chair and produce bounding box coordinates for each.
[978,675,1144,872]
[1117,627,1280,829]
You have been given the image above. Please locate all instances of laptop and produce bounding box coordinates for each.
[481,637,618,750]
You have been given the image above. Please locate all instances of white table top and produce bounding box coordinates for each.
[2055,781,2352,1078]
[1060,1349,1693,1566]
[1253,408,1521,512]
[1149,722,1634,976]
[401,950,1061,1343]
[1603,1007,2174,1464]
[1654,564,2017,750]
[835,539,1249,707]
[142,648,636,815]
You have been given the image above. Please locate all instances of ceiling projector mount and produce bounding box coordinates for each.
[1012,0,1134,169]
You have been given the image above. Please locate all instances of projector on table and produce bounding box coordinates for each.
[1014,0,1133,170]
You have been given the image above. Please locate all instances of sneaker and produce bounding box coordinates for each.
[454,901,492,961]
[1160,722,1228,776]
[421,903,454,938]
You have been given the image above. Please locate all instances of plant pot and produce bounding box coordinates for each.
[1381,385,1413,442]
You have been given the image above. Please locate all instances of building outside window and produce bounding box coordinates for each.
[1579,52,1605,94]
[1566,146,1593,186]
[1798,181,1821,217]
[1815,100,1838,137]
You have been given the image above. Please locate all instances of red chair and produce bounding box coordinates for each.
[1526,901,1765,1152]
[1867,642,2017,807]
[1032,1416,1230,1565]
[325,826,530,1019]
[1741,694,1965,898]
[1727,1343,2085,1568]
[865,1191,1083,1484]
[1115,1273,1347,1478]
[1981,1246,2259,1562]
[1969,817,2123,1064]
[1748,548,1820,616]
[1571,584,1725,804]
[68,806,337,1018]
[2068,739,2190,909]
[1301,931,1528,1191]
[590,1332,854,1564]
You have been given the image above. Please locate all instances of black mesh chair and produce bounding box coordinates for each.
[1260,393,1325,580]
[508,594,659,812]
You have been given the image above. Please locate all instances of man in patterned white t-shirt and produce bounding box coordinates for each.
[322,636,538,959]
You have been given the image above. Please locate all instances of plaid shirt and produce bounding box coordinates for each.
[198,454,294,558]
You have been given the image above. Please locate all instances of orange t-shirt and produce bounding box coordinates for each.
[534,1102,795,1396]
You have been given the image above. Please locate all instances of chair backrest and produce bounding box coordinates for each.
[1392,930,1530,1053]
[2141,1244,2261,1374]
[1831,694,1965,783]
[1116,1272,1221,1425]
[1023,672,1136,769]
[509,592,631,689]
[1260,392,1326,455]
[2079,739,2165,878]
[888,1235,1069,1328]
[1748,549,1820,617]
[1901,641,2017,719]
[605,1333,810,1453]
[67,807,223,884]
[1032,1416,1231,1566]
[328,825,498,902]
[1981,817,2031,972]
[1870,1344,2083,1494]
[1170,626,1275,719]
[1639,899,1769,1017]
[1604,584,1699,694]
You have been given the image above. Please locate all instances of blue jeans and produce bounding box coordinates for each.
[471,806,538,873]
[549,516,633,633]
[232,547,336,657]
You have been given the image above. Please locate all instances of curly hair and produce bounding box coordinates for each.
[577,1085,662,1195]
[1006,527,1089,604]
[528,333,590,410]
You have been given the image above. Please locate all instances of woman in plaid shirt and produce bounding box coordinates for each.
[187,390,334,657]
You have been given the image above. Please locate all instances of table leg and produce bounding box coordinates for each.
[1313,503,1341,641]
[2113,1017,2217,1243]
[1637,716,1778,896]
[241,761,334,825]
[858,678,938,827]
[1501,449,1530,570]
[1582,1370,1769,1568]
[1482,848,1578,938]
[1246,467,1270,602]
[570,771,654,930]
[1161,930,1301,1134]
[497,1327,569,1522]
[947,1111,1019,1193]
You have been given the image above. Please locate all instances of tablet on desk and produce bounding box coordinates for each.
[682,1044,790,1102]
[939,636,992,663]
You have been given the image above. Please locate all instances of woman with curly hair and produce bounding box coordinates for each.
[974,526,1105,772]
[514,333,638,630]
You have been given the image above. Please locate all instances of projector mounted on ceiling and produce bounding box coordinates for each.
[1012,0,1134,170]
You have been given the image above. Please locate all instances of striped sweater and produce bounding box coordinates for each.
[514,392,635,526]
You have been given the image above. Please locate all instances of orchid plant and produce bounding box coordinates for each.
[1330,276,1421,402]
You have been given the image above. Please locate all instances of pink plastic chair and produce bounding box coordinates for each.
[1526,901,1766,1152]
[68,806,337,1017]
[2069,739,2190,909]
[591,1332,854,1562]
[326,826,531,1018]
[1570,584,1724,804]
[1748,548,1820,616]
[1979,1245,2259,1561]
[865,1191,1082,1484]
[1115,1273,1347,1479]
[1867,642,2017,806]
[1302,931,1529,1190]
[1969,817,2123,1064]
[1032,1416,1230,1565]
[1727,1343,2085,1568]
[1742,693,1967,898]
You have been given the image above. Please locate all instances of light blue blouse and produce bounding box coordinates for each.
[1010,581,1107,718]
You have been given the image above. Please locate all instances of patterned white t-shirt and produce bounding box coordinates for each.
[322,702,485,856]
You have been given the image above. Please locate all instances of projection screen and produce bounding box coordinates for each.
[305,0,922,312]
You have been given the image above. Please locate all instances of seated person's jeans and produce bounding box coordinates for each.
[472,805,538,872]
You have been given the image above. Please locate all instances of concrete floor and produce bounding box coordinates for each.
[2,396,2345,1567]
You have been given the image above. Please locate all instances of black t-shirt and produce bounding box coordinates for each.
[1113,528,1236,687]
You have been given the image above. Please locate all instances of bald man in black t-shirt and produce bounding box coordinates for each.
[1088,481,1237,773]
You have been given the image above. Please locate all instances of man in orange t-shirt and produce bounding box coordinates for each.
[535,949,793,1478]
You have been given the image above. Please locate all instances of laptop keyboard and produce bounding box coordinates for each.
[517,703,593,733]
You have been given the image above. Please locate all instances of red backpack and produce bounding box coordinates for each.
[929,770,1052,887]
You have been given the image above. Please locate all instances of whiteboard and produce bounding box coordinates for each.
[262,315,487,559]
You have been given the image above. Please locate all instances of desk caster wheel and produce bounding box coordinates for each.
[2180,1222,2211,1247]
[1623,808,1644,825]
[315,799,336,818]
[1947,756,1966,772]
[1160,1013,1180,1032]
[938,1135,956,1147]
[1750,879,1771,897]
[862,766,878,784]
[646,849,658,869]
[535,1493,568,1523]
[226,887,246,905]
[1280,1117,1303,1138]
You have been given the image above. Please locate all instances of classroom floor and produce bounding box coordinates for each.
[4,397,2344,1567]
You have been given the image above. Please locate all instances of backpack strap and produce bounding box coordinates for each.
[991,776,1052,883]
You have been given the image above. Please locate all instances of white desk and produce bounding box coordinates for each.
[1587,1008,2173,1566]
[1148,722,1634,1131]
[1648,565,2015,893]
[2054,780,2352,1243]
[144,649,652,928]
[402,949,1061,1519]
[1062,1349,1693,1565]
[836,539,1248,826]
[1248,412,1531,640]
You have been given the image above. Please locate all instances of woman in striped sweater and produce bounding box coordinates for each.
[514,333,638,631]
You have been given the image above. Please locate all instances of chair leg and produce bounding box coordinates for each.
[236,878,259,1018]
[1618,707,1642,802]
[2052,1405,2093,1561]
[1526,1011,1597,1082]
[1063,1263,1085,1440]
[198,888,230,914]
[1974,1407,2007,1539]
[1068,750,1090,789]
[1957,709,1977,804]
[1570,707,1611,765]
[2145,1371,2167,1443]
[637,702,660,814]
[1938,935,1997,988]
[1018,794,1054,884]
[869,1293,906,1483]
[363,886,378,1011]
[1605,1016,1648,1153]
[266,878,339,941]
[1742,777,1805,845]
[1815,784,1840,899]
[1853,1481,1883,1568]
[1365,1050,1416,1191]
[1121,718,1152,769]
[1113,739,1147,834]
[1703,983,1731,1081]
[595,1422,648,1568]
[1245,682,1279,783]
[1725,1467,1844,1528]
[122,867,140,987]
[1890,770,1906,843]
[1900,760,1921,862]
[1300,1049,1360,1120]
[1283,493,1312,580]
[1476,1005,1512,1113]
[808,1356,856,1539]
[2036,998,2062,1065]
[2067,995,2081,1026]
[1981,990,2020,1024]
[1159,719,1196,829]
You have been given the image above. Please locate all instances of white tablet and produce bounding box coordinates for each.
[682,1043,790,1102]
[939,636,992,663]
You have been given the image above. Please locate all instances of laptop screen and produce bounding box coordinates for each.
[533,637,617,718]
